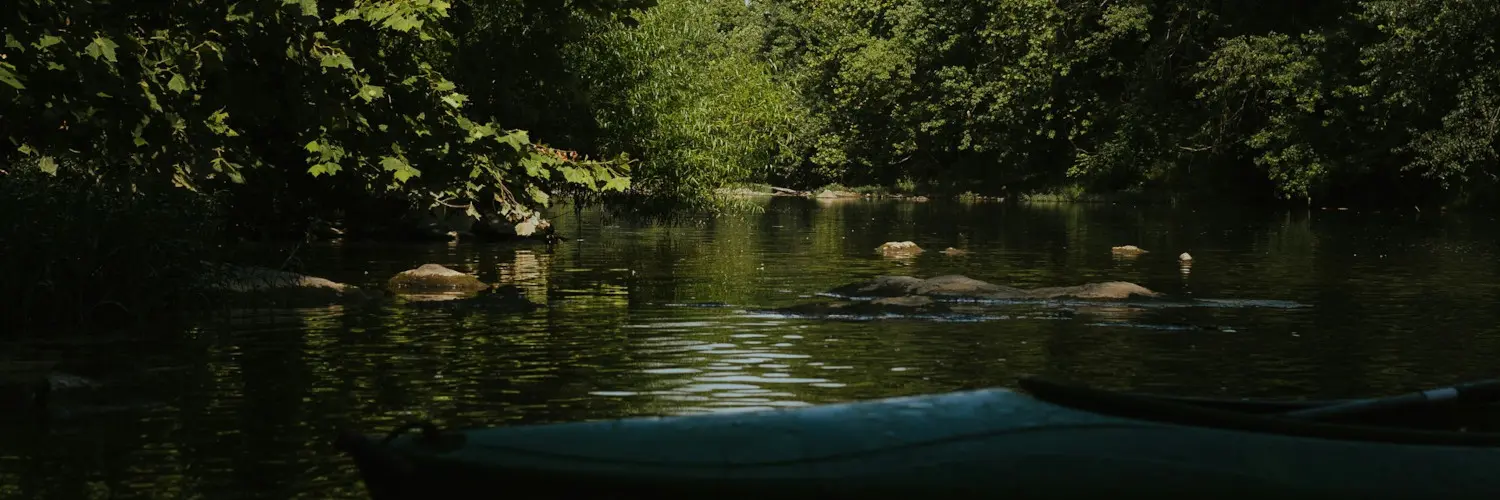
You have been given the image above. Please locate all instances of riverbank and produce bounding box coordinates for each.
[717,182,1454,213]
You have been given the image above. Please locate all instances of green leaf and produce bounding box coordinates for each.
[308,162,341,176]
[304,141,321,153]
[0,63,24,90]
[526,186,550,205]
[332,8,360,24]
[602,176,631,192]
[36,35,63,49]
[319,52,354,70]
[138,81,162,111]
[520,156,545,178]
[560,165,594,186]
[495,130,528,151]
[132,115,151,146]
[84,36,120,63]
[225,5,255,23]
[167,74,188,93]
[383,14,424,32]
[441,92,468,108]
[37,156,58,175]
[358,84,385,102]
[205,109,238,136]
[380,155,419,182]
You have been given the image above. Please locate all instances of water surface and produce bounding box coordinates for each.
[5,198,1500,499]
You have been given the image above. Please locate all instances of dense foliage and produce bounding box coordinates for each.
[586,0,809,203]
[752,0,1500,205]
[0,0,634,236]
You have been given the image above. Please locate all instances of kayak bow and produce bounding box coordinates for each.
[336,378,1500,499]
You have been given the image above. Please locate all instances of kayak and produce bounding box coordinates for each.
[334,377,1500,499]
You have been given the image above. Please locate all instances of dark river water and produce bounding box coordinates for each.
[5,197,1500,499]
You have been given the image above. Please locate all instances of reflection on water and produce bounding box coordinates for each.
[6,198,1500,499]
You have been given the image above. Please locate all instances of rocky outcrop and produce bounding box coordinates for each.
[814,189,862,199]
[829,275,1160,300]
[196,263,381,307]
[386,264,489,295]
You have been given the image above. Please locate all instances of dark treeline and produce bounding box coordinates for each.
[2,0,1497,331]
[748,0,1500,206]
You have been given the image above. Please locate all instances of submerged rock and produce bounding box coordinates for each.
[830,275,1013,297]
[772,295,951,317]
[387,264,489,295]
[196,263,380,307]
[829,275,1160,301]
[402,285,542,313]
[1022,281,1161,300]
[1,363,104,414]
[940,247,970,256]
[1111,245,1149,255]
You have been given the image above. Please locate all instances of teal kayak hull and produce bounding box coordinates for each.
[336,381,1500,499]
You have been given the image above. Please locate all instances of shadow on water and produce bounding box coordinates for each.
[5,197,1500,498]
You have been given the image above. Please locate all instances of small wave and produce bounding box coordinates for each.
[1087,321,1240,333]
[741,310,1072,323]
[663,301,737,308]
[1190,298,1310,309]
[940,296,1308,310]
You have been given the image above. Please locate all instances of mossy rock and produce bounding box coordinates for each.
[386,264,489,294]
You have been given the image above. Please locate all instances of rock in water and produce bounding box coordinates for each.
[768,295,951,317]
[1179,252,1193,262]
[1022,281,1161,300]
[912,275,1021,296]
[876,241,924,257]
[828,275,928,297]
[387,264,489,295]
[1111,245,1149,255]
[196,263,379,307]
[869,296,936,308]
